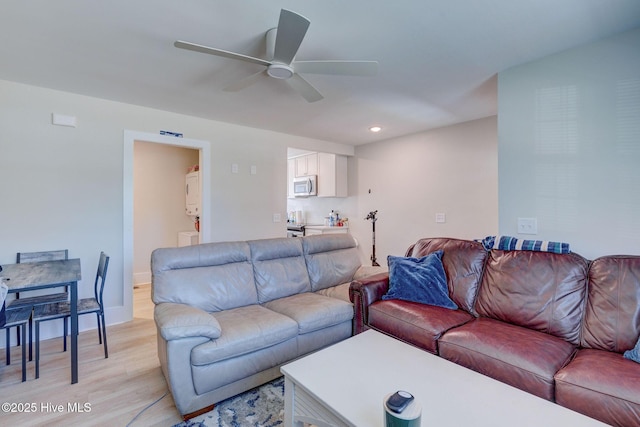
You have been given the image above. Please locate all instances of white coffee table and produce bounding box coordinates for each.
[280,330,606,427]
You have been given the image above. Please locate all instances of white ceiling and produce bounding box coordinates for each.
[2,1,639,145]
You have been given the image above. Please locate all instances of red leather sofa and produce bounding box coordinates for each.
[350,237,640,426]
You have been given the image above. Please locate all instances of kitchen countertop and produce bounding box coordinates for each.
[304,224,349,230]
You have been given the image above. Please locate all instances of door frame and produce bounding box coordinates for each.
[123,130,211,321]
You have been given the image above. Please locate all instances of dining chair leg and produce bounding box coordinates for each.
[15,325,21,346]
[96,313,102,344]
[35,321,40,380]
[101,312,108,358]
[28,317,33,361]
[20,324,27,382]
[5,330,10,366]
[63,318,67,352]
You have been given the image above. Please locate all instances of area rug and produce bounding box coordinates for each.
[173,377,285,427]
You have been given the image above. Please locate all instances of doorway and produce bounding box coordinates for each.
[132,142,199,317]
[123,130,211,322]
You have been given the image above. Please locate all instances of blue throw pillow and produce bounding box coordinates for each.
[624,336,640,363]
[383,250,458,310]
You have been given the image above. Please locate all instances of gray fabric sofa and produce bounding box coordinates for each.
[151,234,381,417]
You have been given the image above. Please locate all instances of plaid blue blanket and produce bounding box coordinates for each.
[480,235,570,254]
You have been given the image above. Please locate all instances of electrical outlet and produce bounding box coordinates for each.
[517,218,538,235]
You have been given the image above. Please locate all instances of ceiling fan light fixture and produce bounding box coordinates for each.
[369,126,382,132]
[267,63,294,79]
[174,9,377,102]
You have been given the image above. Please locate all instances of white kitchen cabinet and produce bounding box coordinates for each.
[317,153,348,197]
[185,171,200,216]
[294,153,318,177]
[287,158,296,198]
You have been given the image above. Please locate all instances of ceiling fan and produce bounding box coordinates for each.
[174,9,378,103]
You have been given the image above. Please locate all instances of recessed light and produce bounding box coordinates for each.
[369,126,382,133]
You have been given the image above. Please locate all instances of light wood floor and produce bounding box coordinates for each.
[0,284,184,426]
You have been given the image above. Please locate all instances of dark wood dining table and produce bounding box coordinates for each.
[1,258,81,384]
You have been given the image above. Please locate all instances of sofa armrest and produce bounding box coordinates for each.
[154,302,222,341]
[349,272,390,334]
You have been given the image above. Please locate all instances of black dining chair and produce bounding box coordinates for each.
[33,252,110,379]
[1,282,32,382]
[6,249,69,361]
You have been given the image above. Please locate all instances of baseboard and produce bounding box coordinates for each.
[133,271,151,285]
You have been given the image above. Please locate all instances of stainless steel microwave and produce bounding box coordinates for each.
[293,175,317,197]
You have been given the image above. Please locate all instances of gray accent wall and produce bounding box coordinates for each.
[498,28,640,259]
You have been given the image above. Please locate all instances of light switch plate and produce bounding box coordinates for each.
[435,213,446,223]
[273,213,281,223]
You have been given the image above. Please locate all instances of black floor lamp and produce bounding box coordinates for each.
[365,210,380,266]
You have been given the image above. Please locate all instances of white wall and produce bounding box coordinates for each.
[133,141,199,284]
[498,28,640,259]
[351,116,498,264]
[0,79,353,344]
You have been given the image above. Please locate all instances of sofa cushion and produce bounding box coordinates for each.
[368,299,473,354]
[303,234,361,292]
[248,238,311,303]
[315,265,385,303]
[439,318,576,401]
[264,292,353,334]
[151,242,258,312]
[406,238,487,315]
[191,305,298,365]
[383,251,457,309]
[555,349,640,426]
[475,250,589,345]
[581,255,640,353]
[315,282,351,303]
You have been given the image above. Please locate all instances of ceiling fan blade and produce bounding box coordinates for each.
[293,60,379,76]
[287,74,323,103]
[272,9,310,64]
[223,70,269,92]
[174,40,271,67]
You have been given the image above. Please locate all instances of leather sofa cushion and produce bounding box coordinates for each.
[316,282,351,303]
[151,242,258,312]
[439,318,576,401]
[405,238,487,315]
[264,292,353,334]
[315,266,385,304]
[191,305,298,365]
[581,255,640,352]
[475,250,588,345]
[248,238,311,303]
[368,299,473,354]
[555,349,640,427]
[303,234,361,292]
